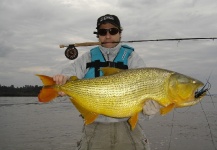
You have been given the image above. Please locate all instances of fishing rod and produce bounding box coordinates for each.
[60,37,217,60]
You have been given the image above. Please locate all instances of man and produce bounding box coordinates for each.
[54,14,160,150]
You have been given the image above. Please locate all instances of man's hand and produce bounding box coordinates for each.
[143,100,160,116]
[53,74,68,96]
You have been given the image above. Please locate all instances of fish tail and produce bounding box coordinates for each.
[36,74,59,103]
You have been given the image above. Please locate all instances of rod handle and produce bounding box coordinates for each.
[59,42,101,48]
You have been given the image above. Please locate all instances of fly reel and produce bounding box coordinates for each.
[64,45,78,60]
[60,42,101,60]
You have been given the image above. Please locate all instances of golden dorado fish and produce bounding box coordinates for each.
[37,67,206,130]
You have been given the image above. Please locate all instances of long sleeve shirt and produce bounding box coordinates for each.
[61,43,145,78]
[61,43,146,122]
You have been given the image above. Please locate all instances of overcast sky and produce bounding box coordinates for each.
[0,0,217,93]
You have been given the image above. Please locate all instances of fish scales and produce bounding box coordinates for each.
[37,67,205,130]
[59,68,173,117]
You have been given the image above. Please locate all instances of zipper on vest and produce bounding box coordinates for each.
[106,50,110,61]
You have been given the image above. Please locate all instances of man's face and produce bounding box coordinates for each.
[98,23,121,48]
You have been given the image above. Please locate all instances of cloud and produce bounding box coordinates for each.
[0,41,13,57]
[18,66,52,74]
[0,0,217,93]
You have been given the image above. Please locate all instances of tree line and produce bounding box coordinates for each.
[0,85,42,96]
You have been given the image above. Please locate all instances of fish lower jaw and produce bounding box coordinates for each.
[176,98,202,107]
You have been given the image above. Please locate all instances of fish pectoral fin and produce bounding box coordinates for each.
[128,113,139,130]
[100,67,122,76]
[70,98,98,125]
[160,103,176,115]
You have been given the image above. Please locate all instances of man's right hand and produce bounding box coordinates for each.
[53,74,68,96]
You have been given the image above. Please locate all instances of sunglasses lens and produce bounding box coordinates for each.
[98,28,119,36]
[98,29,107,36]
[109,28,119,35]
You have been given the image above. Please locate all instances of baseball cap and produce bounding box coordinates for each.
[96,14,122,30]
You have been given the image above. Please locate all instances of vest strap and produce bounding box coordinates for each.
[86,61,128,77]
[86,61,128,69]
[84,45,133,78]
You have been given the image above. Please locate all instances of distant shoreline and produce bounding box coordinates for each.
[0,95,38,97]
[0,85,41,97]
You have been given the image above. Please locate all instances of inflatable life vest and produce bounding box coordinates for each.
[84,45,134,78]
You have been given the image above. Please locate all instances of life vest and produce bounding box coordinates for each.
[84,45,134,78]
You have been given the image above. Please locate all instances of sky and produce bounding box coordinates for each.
[0,0,217,94]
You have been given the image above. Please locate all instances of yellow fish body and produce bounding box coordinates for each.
[37,67,205,130]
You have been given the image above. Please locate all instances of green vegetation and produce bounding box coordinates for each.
[0,85,42,96]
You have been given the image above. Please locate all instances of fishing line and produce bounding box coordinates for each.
[199,101,217,150]
[176,40,181,47]
[174,106,192,114]
[204,72,215,108]
[167,111,175,150]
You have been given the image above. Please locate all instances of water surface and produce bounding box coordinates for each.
[0,97,216,150]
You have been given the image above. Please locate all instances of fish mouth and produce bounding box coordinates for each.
[178,85,207,107]
[194,81,211,99]
[181,98,202,107]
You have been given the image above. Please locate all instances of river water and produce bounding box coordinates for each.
[0,97,216,150]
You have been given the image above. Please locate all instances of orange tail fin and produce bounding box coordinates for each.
[36,75,59,103]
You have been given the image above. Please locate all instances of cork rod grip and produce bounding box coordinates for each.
[59,42,101,48]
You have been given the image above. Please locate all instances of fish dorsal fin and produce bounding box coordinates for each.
[128,113,139,130]
[69,76,79,81]
[70,98,98,125]
[100,67,122,76]
[160,103,176,115]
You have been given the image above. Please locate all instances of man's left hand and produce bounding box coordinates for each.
[143,100,160,116]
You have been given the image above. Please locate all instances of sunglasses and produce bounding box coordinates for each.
[97,28,119,36]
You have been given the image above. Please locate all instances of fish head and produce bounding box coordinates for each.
[168,73,204,107]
